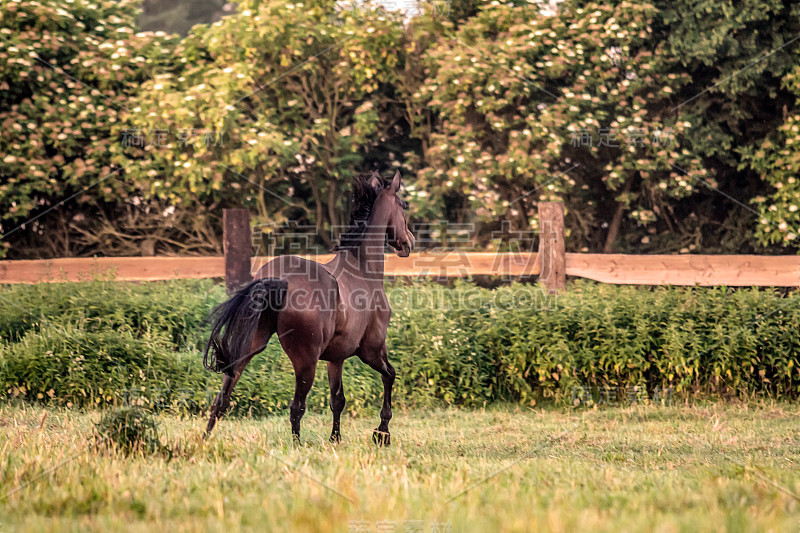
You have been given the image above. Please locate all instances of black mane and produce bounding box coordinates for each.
[333,171,384,251]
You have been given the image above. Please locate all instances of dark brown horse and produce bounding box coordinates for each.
[203,170,414,445]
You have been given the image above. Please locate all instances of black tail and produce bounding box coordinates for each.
[203,278,288,377]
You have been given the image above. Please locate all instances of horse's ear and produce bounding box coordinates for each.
[391,170,401,192]
[368,170,382,190]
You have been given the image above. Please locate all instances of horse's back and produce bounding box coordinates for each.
[255,255,340,355]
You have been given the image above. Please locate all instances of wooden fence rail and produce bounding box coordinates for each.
[1,204,798,288]
[2,252,798,287]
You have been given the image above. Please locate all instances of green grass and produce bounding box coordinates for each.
[1,403,799,532]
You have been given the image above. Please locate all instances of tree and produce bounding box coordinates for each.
[405,0,800,253]
[122,0,406,248]
[743,60,800,249]
[408,1,701,252]
[656,0,800,254]
[0,0,177,258]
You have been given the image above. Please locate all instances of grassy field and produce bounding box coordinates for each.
[1,403,799,532]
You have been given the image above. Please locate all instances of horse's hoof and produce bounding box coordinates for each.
[330,432,341,444]
[292,434,302,446]
[372,429,390,447]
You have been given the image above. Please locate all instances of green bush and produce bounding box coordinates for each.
[95,408,168,455]
[0,279,798,416]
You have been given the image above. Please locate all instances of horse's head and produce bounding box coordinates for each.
[372,170,415,257]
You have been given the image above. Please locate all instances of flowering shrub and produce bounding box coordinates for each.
[744,63,800,247]
[121,0,406,245]
[2,0,800,257]
[0,0,177,256]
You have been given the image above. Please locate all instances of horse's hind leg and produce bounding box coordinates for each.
[327,360,346,443]
[289,357,317,443]
[205,324,273,436]
[206,374,236,435]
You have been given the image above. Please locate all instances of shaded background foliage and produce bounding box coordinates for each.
[2,0,800,258]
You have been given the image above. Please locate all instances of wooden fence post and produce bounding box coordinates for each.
[223,208,252,293]
[538,202,566,293]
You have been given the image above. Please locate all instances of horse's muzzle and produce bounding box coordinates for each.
[395,228,414,257]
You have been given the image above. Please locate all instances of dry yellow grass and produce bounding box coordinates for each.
[1,402,799,532]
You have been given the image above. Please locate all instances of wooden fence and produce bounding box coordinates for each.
[1,203,798,291]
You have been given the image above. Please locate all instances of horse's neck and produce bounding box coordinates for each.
[356,210,389,278]
[330,212,387,281]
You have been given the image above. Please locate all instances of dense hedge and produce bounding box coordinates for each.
[0,280,798,415]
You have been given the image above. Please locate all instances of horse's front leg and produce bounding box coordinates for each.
[361,343,395,446]
[376,358,396,446]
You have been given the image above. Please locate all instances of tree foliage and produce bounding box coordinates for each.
[410,1,705,252]
[0,0,182,257]
[408,0,800,253]
[2,0,800,257]
[743,56,800,247]
[121,0,406,247]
